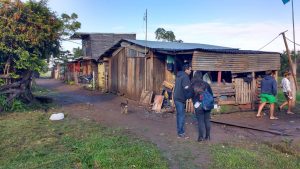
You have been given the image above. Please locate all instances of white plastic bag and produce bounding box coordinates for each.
[49,113,64,121]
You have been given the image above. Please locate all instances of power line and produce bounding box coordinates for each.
[62,39,82,45]
[286,37,300,47]
[258,34,280,51]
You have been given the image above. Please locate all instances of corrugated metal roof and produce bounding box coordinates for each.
[125,39,238,51]
[99,39,280,61]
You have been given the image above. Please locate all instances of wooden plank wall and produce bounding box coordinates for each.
[152,56,165,95]
[110,47,146,100]
[126,57,145,100]
[146,54,153,91]
[210,83,235,97]
[108,47,169,100]
[192,52,280,73]
[110,52,119,93]
[118,49,126,95]
[98,63,105,91]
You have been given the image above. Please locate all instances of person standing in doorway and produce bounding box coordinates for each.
[279,71,294,114]
[256,70,278,120]
[174,64,192,138]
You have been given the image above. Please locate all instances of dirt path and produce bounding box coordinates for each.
[37,79,300,169]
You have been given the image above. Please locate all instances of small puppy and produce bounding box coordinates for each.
[120,99,128,114]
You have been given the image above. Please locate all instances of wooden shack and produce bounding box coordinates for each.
[99,39,280,107]
[70,32,136,89]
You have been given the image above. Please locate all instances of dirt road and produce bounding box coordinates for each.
[37,79,300,169]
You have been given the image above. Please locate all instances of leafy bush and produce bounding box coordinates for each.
[0,78,5,86]
[0,95,27,112]
[0,95,9,111]
[10,99,26,112]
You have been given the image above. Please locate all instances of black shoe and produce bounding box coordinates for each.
[197,137,204,142]
[178,133,189,139]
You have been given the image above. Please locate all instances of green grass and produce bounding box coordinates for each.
[0,112,168,169]
[210,143,300,169]
[40,71,52,78]
[211,105,240,115]
[277,90,300,103]
[32,85,52,96]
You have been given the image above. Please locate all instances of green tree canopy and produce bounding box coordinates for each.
[73,47,83,58]
[0,0,80,75]
[0,0,80,110]
[154,27,183,42]
[280,51,300,77]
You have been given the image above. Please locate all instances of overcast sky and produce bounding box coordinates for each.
[45,0,300,53]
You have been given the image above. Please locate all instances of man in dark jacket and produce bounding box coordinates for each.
[174,64,192,138]
[256,70,278,120]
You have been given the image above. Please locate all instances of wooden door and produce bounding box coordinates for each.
[98,63,105,91]
[235,78,252,104]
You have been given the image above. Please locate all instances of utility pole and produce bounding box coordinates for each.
[291,0,297,65]
[281,31,297,106]
[144,9,148,90]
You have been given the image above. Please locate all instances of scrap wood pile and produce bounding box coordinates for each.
[149,81,199,113]
[151,81,175,113]
[210,83,235,97]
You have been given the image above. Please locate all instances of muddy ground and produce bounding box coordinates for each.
[37,78,300,169]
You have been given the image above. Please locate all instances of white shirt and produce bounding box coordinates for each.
[281,77,291,93]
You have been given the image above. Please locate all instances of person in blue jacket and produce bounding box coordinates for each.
[256,70,278,120]
[173,64,192,138]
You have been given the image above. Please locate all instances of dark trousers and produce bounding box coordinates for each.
[195,109,211,140]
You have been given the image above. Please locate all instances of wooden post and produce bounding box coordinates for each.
[74,71,78,85]
[251,72,255,109]
[281,31,297,106]
[92,71,95,90]
[217,71,222,83]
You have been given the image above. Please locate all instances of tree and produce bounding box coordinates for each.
[280,51,300,76]
[154,27,183,42]
[0,0,80,111]
[73,47,83,58]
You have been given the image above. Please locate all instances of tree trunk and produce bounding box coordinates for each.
[0,70,33,112]
[4,56,12,75]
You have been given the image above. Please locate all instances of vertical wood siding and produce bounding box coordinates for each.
[110,48,145,100]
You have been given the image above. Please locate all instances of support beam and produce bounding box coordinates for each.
[218,71,222,84]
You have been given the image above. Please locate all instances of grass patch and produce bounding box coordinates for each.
[32,85,52,96]
[0,112,168,169]
[277,91,300,103]
[210,143,300,169]
[211,105,240,115]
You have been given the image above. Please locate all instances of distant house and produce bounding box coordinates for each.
[67,33,136,86]
[99,39,280,108]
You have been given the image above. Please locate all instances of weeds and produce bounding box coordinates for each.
[0,95,27,112]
